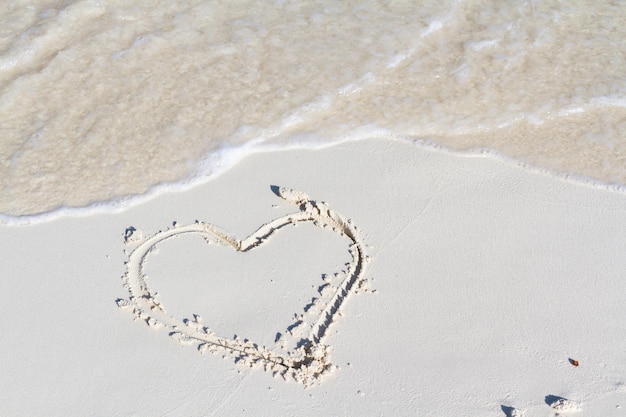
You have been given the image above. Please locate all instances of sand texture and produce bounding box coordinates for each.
[1,139,625,416]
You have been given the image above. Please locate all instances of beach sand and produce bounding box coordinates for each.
[2,138,625,416]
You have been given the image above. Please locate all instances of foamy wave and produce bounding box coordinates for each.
[2,0,626,223]
[3,129,625,227]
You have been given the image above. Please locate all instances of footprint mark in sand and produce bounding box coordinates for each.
[116,187,370,386]
[545,395,581,414]
[501,405,525,417]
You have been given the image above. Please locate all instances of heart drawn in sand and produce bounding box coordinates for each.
[116,187,370,385]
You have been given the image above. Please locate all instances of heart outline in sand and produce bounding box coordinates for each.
[117,187,369,385]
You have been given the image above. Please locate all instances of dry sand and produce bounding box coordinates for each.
[1,138,626,416]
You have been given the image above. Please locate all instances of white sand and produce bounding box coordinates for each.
[2,138,626,416]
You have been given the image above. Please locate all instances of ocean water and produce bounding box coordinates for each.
[1,0,625,222]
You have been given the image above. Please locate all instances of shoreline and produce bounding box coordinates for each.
[3,135,626,226]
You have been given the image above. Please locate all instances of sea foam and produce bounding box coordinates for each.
[1,0,625,223]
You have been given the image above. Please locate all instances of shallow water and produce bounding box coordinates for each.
[1,0,625,220]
